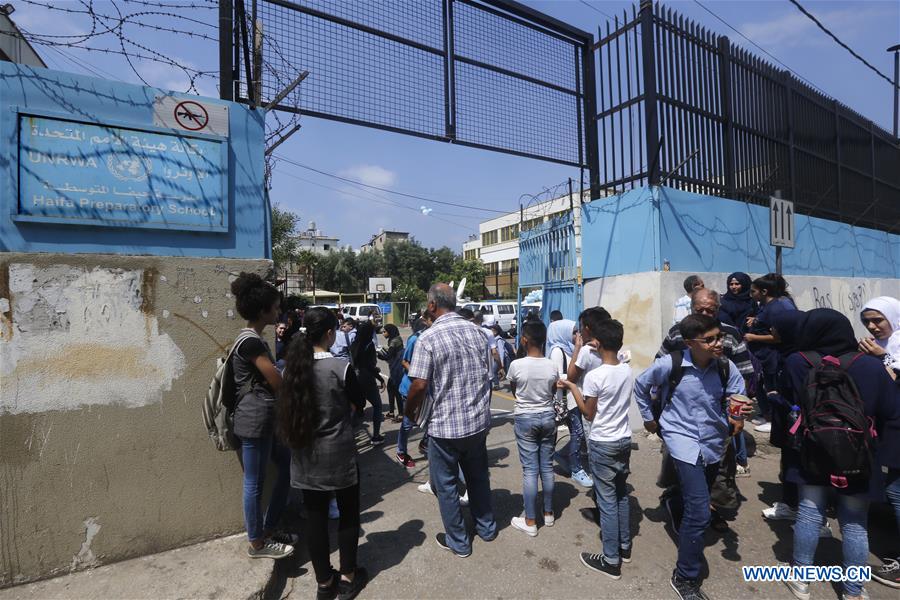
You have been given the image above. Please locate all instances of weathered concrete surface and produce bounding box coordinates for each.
[0,253,270,587]
[0,535,272,600]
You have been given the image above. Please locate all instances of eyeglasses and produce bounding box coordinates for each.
[688,333,725,345]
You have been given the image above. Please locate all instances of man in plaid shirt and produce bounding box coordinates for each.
[406,283,497,557]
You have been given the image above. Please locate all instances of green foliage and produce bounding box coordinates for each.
[393,281,426,309]
[434,258,486,301]
[271,204,300,271]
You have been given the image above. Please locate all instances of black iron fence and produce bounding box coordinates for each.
[596,1,900,233]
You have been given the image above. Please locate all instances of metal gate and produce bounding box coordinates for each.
[517,211,581,328]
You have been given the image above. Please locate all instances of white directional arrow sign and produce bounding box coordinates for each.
[770,196,795,249]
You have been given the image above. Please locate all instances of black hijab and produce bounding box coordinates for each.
[795,308,858,357]
[773,309,808,358]
[719,272,755,330]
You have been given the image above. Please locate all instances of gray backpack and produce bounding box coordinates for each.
[202,329,261,451]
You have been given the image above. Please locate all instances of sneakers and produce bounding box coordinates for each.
[247,540,294,559]
[435,533,471,558]
[735,464,750,478]
[762,501,797,521]
[370,435,385,446]
[543,513,555,527]
[572,469,594,488]
[872,557,900,588]
[580,552,621,580]
[511,516,538,537]
[417,481,435,495]
[580,507,600,525]
[783,579,811,600]
[750,416,767,426]
[754,421,772,433]
[316,570,339,600]
[619,546,632,563]
[269,530,300,546]
[670,571,710,600]
[337,567,369,600]
[841,589,869,600]
[396,452,416,468]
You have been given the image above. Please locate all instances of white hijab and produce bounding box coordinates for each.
[861,296,900,368]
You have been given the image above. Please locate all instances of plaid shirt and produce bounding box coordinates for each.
[407,312,492,439]
[656,321,755,378]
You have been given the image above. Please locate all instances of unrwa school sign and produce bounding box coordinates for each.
[16,114,227,231]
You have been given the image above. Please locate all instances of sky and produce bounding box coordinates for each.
[13,0,900,252]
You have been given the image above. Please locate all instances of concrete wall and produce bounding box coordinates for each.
[0,253,270,586]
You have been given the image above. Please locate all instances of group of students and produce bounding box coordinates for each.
[225,270,900,600]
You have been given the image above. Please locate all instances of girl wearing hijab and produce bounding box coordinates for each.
[547,318,592,488]
[745,273,798,433]
[719,272,756,333]
[379,324,405,422]
[776,309,897,600]
[351,320,385,445]
[859,296,900,375]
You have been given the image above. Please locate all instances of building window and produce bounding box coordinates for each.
[500,223,519,242]
[485,262,498,275]
[323,244,330,251]
[508,258,519,273]
[464,249,478,260]
[481,230,498,246]
[521,217,543,232]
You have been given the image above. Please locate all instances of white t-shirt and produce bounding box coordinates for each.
[549,346,575,410]
[581,363,634,442]
[507,357,559,414]
[574,345,604,386]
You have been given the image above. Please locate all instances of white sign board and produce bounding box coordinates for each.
[770,196,795,249]
[368,277,392,294]
[153,95,229,137]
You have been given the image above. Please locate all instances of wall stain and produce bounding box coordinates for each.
[11,344,160,381]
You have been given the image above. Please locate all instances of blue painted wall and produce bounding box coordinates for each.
[582,186,900,279]
[0,62,268,258]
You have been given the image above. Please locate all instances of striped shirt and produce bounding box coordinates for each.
[407,312,492,439]
[656,321,755,378]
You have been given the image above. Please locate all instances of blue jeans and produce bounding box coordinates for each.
[733,431,747,467]
[673,456,720,580]
[514,412,557,520]
[397,415,415,455]
[588,437,632,564]
[793,485,869,597]
[239,435,291,543]
[886,469,900,549]
[429,430,497,554]
[565,407,586,474]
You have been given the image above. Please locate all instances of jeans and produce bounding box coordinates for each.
[793,485,869,597]
[886,469,900,552]
[733,431,747,467]
[239,435,291,543]
[588,437,632,564]
[672,456,720,580]
[429,430,497,554]
[514,412,557,520]
[565,407,586,474]
[302,483,360,583]
[397,415,415,456]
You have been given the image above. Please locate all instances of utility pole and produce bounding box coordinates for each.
[889,45,900,139]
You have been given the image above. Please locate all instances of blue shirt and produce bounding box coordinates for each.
[398,332,419,398]
[329,328,356,359]
[635,350,746,465]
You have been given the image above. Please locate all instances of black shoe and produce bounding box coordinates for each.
[316,571,339,600]
[670,571,710,600]
[580,552,621,579]
[620,546,632,563]
[371,435,385,446]
[337,568,369,600]
[435,533,471,558]
[580,507,600,525]
[872,557,900,588]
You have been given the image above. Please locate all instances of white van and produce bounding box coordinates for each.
[462,301,517,332]
[343,303,383,325]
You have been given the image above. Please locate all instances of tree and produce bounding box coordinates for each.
[393,281,426,311]
[271,204,300,272]
[296,250,319,294]
[435,258,486,301]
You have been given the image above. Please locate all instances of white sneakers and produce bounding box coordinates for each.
[762,501,797,521]
[417,481,469,505]
[511,516,538,537]
[543,513,555,527]
[754,421,772,433]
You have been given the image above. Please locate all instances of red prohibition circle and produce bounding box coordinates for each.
[173,100,209,131]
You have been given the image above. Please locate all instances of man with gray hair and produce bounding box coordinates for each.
[406,283,497,557]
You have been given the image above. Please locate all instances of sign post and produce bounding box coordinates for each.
[770,191,795,275]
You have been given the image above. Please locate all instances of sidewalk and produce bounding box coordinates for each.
[3,414,896,599]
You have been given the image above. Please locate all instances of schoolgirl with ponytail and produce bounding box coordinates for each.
[277,307,368,599]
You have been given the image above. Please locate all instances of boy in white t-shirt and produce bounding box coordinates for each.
[507,320,559,537]
[560,318,634,580]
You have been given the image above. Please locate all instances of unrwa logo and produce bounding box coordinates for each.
[106,155,152,182]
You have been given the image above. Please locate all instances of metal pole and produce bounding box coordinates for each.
[219,0,234,100]
[774,189,783,275]
[890,45,900,139]
[639,0,660,186]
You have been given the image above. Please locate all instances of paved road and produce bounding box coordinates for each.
[271,387,897,600]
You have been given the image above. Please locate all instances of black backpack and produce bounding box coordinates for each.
[796,352,874,488]
[652,350,730,423]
